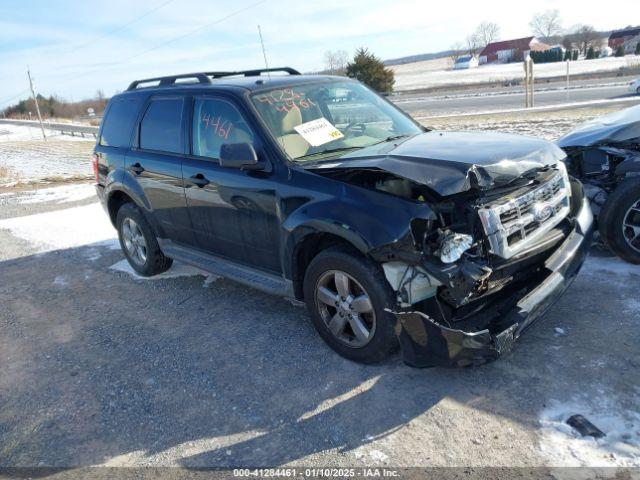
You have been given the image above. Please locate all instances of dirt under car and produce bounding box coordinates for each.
[557,104,640,264]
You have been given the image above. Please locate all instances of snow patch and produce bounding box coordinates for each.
[2,183,96,205]
[109,259,218,285]
[392,56,640,91]
[53,276,68,286]
[0,203,118,253]
[539,396,640,467]
[368,450,389,463]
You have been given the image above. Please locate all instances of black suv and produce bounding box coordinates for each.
[94,68,594,367]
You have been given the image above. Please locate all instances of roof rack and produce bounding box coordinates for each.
[127,73,212,91]
[206,67,301,78]
[126,67,301,90]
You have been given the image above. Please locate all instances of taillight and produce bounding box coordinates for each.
[92,153,100,184]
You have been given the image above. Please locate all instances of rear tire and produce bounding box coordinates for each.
[598,179,640,264]
[116,203,173,276]
[303,246,398,364]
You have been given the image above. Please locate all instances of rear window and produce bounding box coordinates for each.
[139,98,184,154]
[99,97,142,148]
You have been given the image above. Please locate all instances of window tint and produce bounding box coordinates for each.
[99,97,142,148]
[139,98,184,154]
[192,99,255,159]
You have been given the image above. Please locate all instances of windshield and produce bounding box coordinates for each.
[250,81,423,161]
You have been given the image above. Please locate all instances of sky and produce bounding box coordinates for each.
[0,0,638,108]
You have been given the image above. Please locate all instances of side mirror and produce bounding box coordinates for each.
[219,143,263,170]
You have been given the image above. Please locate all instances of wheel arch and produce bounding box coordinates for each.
[290,230,367,300]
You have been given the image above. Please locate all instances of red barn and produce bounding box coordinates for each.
[609,27,640,49]
[479,37,550,64]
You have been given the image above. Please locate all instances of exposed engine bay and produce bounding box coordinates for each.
[304,129,594,367]
[313,162,582,364]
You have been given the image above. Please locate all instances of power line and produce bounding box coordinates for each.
[124,0,267,62]
[67,0,177,53]
[5,0,270,106]
[0,89,30,108]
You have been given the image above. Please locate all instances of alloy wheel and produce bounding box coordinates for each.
[314,269,376,348]
[122,217,148,266]
[622,199,640,254]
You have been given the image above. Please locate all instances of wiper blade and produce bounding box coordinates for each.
[296,146,363,161]
[370,134,412,146]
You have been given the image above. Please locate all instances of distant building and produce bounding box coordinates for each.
[453,55,479,70]
[479,37,551,64]
[623,34,640,54]
[609,27,640,49]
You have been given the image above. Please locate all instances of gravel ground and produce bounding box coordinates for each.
[0,110,639,477]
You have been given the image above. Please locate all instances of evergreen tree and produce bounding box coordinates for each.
[636,42,640,55]
[586,46,595,59]
[345,48,395,93]
[572,50,579,60]
[615,45,625,57]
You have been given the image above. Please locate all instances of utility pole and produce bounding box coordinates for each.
[566,60,570,102]
[27,68,47,141]
[524,56,535,108]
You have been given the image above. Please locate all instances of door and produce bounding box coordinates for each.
[182,96,281,273]
[125,96,195,246]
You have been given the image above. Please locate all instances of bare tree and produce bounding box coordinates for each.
[324,50,349,75]
[466,33,481,55]
[529,9,563,41]
[449,42,465,63]
[562,35,573,51]
[334,50,349,74]
[573,24,598,54]
[474,21,500,50]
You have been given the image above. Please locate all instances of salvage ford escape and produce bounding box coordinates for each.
[94,68,594,367]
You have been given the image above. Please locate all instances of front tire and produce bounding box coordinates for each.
[303,247,398,364]
[599,179,640,264]
[116,203,173,276]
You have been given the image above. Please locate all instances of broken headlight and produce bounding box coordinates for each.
[436,232,474,263]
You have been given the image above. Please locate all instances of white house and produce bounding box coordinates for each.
[453,55,479,70]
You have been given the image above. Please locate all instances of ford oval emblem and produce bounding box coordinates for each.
[533,203,553,223]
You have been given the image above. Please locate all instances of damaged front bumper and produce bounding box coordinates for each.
[393,196,594,368]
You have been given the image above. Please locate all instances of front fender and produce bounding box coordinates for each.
[281,193,435,279]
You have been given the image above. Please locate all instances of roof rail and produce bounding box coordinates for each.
[127,73,212,91]
[126,67,301,91]
[205,67,301,78]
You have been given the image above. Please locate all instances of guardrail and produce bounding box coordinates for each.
[0,118,99,137]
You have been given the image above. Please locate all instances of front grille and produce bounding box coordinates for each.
[478,167,571,259]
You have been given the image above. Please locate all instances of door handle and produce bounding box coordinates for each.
[128,163,144,175]
[189,173,210,188]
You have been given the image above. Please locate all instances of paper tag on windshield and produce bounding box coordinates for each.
[294,118,344,147]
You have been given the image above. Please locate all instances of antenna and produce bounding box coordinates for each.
[257,25,271,82]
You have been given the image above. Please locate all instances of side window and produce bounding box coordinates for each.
[139,98,184,154]
[99,97,142,148]
[192,98,255,160]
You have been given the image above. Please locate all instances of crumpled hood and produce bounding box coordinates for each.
[556,104,640,148]
[308,131,565,196]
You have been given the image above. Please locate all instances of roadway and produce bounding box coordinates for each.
[393,82,640,117]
